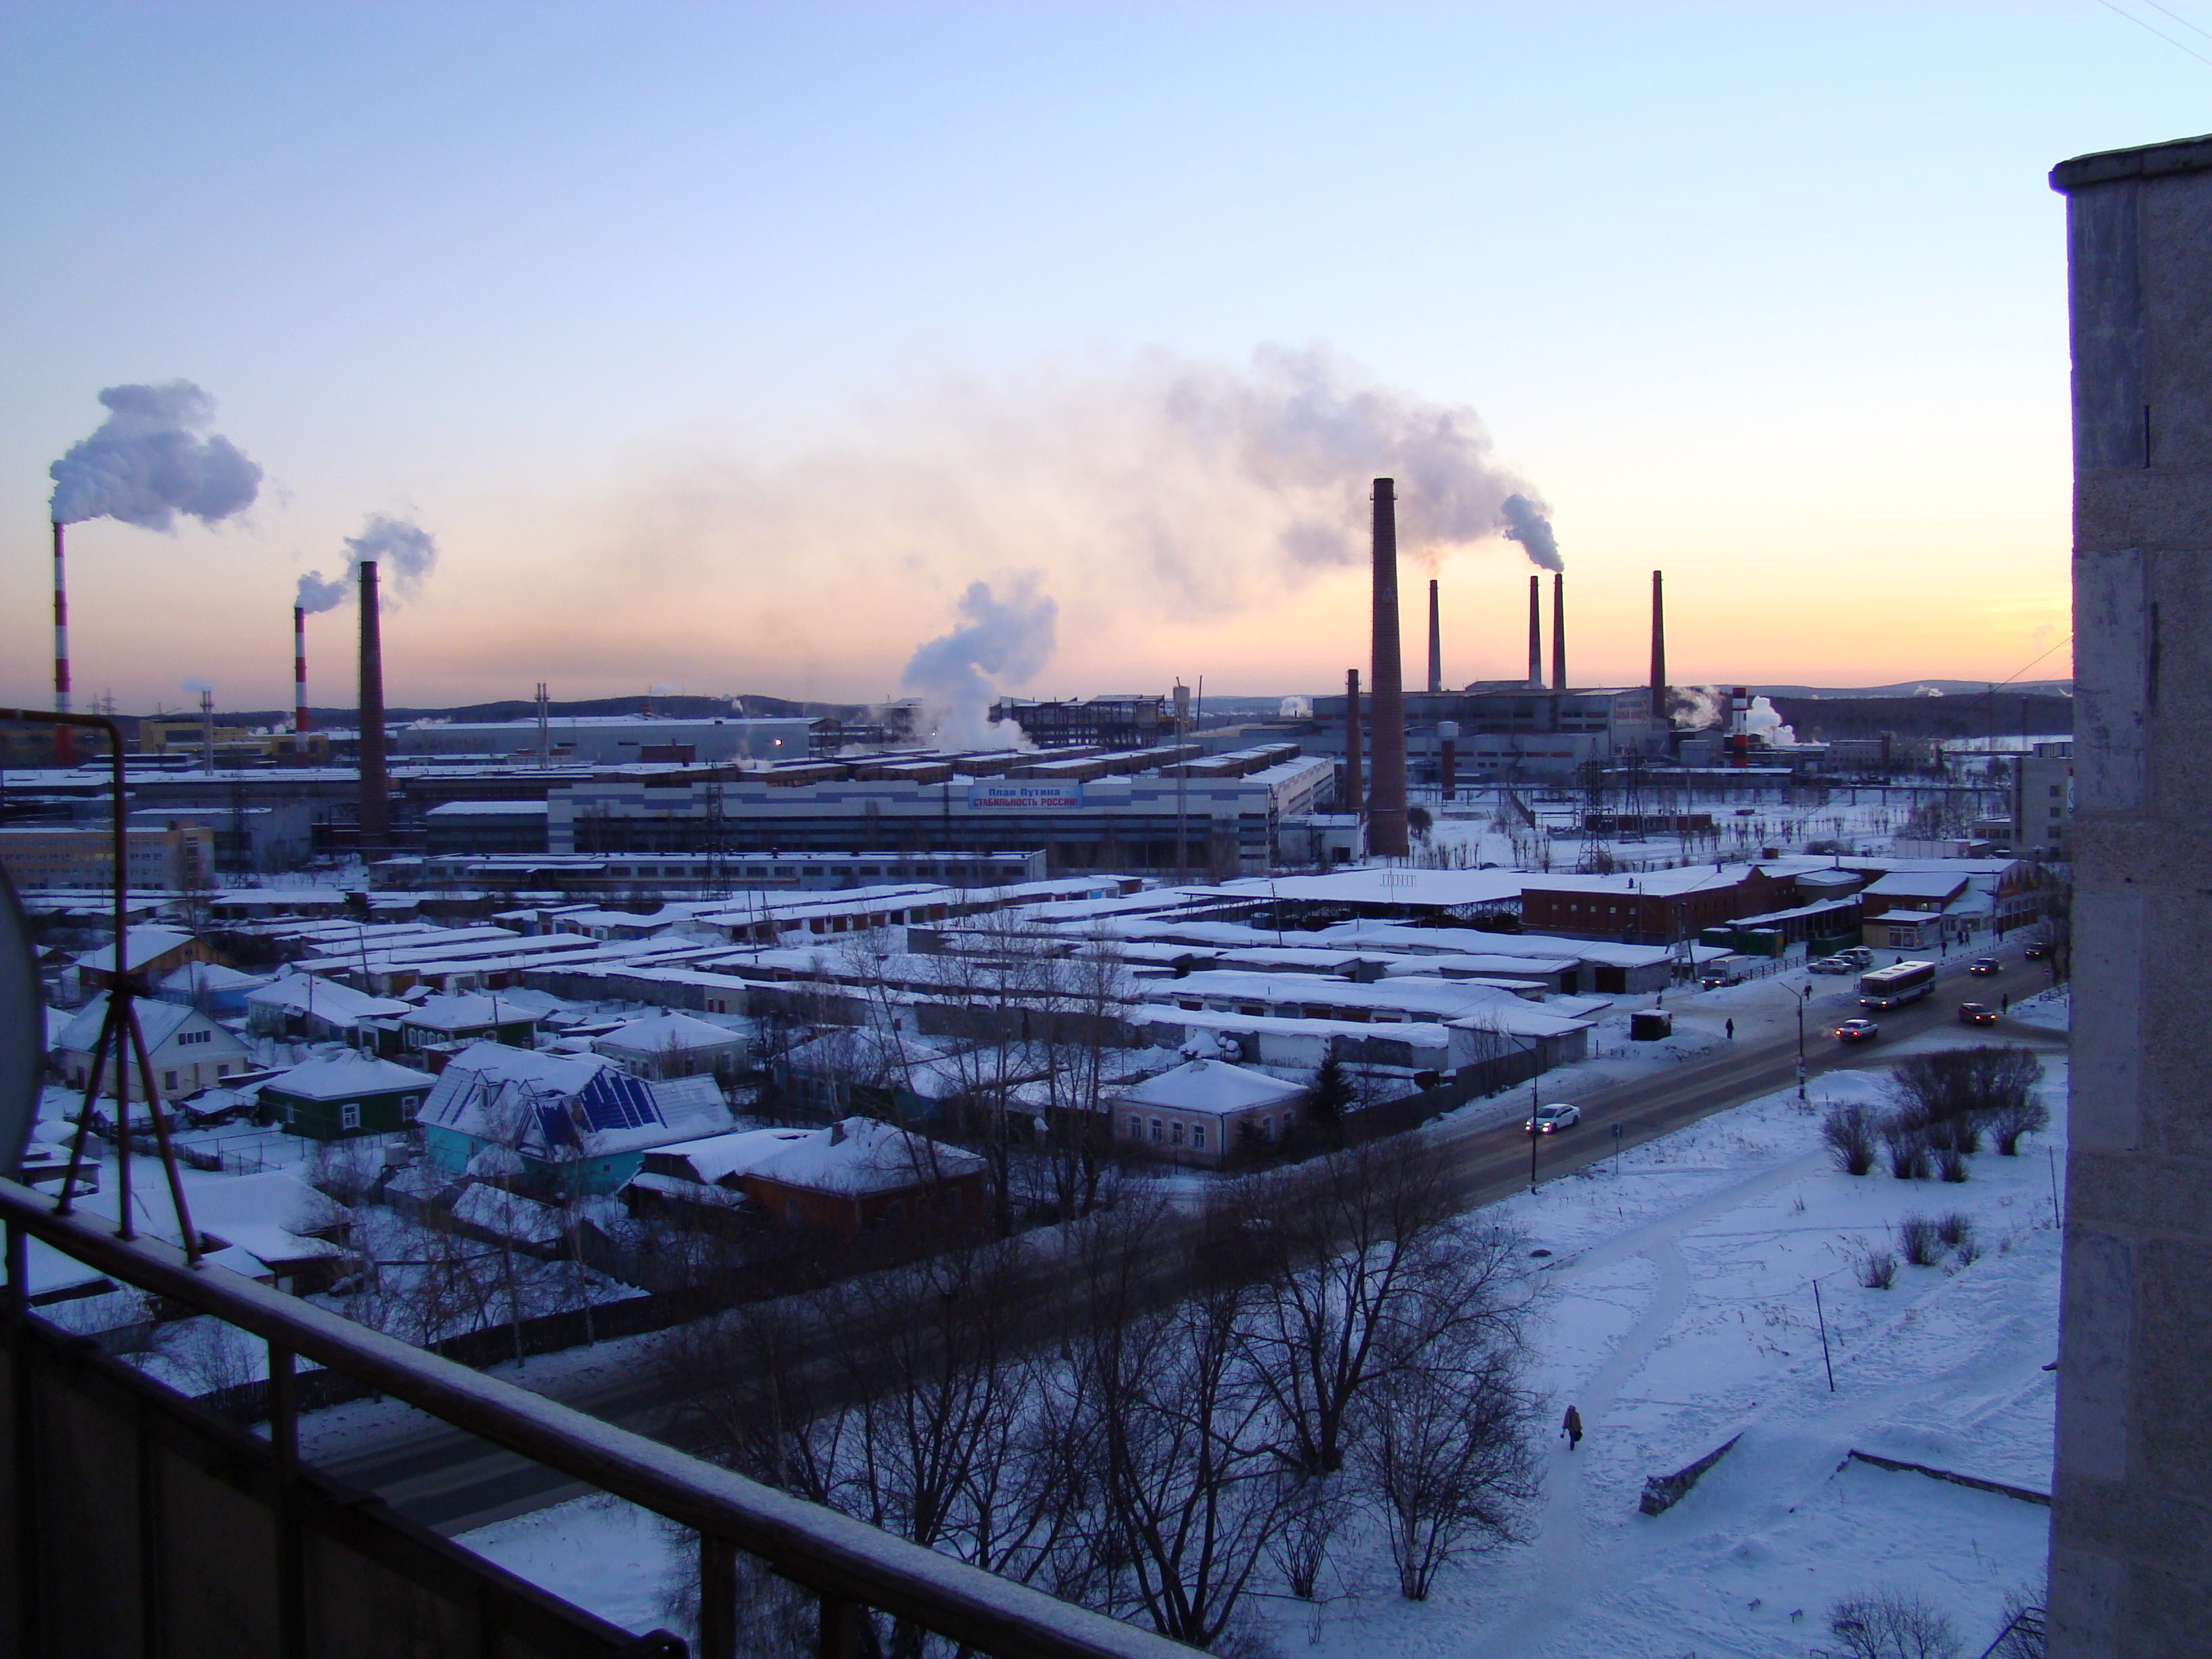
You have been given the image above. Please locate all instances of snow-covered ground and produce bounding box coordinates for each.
[455,1004,2066,1656]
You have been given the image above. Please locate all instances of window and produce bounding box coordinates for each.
[163,1071,177,1091]
[1149,1118,1163,1143]
[1130,1113,1144,1139]
[340,1103,362,1131]
[401,1094,420,1117]
[1171,1122,1185,1147]
[1191,1124,1206,1151]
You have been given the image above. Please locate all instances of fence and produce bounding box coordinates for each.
[2,1176,1189,1659]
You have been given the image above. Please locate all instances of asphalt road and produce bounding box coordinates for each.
[320,940,2064,1536]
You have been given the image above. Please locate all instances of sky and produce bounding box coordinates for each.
[3,1,2207,718]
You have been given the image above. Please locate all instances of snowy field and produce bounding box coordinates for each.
[457,998,2067,1656]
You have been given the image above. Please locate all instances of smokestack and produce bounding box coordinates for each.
[1438,720,1458,804]
[1427,578,1442,695]
[1551,571,1567,694]
[358,560,390,853]
[52,523,72,766]
[1526,575,1542,688]
[1368,478,1409,857]
[200,687,215,773]
[294,605,309,737]
[1344,669,1362,819]
[1649,571,1667,722]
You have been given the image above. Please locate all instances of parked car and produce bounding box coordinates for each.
[1524,1103,1582,1134]
[1837,947,1875,968]
[1808,957,1852,975]
[1835,1018,1880,1044]
[1967,957,2001,977]
[2024,942,2053,961]
[1958,1001,1998,1026]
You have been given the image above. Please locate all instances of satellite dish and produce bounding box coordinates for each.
[0,867,43,1178]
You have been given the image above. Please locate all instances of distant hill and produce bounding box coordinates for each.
[1750,679,2072,700]
[177,693,874,729]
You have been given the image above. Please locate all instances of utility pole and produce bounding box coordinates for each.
[1173,681,1190,884]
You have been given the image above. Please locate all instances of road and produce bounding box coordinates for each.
[319,941,2062,1536]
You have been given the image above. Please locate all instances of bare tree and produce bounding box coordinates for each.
[1359,1338,1542,1599]
[1234,1136,1528,1479]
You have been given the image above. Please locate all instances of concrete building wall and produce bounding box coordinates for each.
[0,824,216,890]
[2048,133,2212,1658]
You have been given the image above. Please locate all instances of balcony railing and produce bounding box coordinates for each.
[1,1176,1187,1659]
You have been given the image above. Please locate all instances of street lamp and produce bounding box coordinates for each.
[1793,983,1811,1104]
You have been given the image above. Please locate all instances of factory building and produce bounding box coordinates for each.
[386,714,812,766]
[0,823,216,891]
[537,750,1334,875]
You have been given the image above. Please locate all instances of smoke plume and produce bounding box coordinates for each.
[342,514,439,600]
[1498,493,1562,572]
[49,381,262,529]
[901,574,1057,750]
[295,569,352,613]
[180,676,214,694]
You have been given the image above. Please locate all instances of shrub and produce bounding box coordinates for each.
[1888,1046,2045,1157]
[1896,1215,1942,1267]
[1936,1146,1969,1183]
[1829,1586,1963,1659]
[1858,1249,1898,1290]
[1987,1093,2051,1156]
[1934,1211,1973,1248]
[1821,1102,1878,1176]
[1881,1115,1929,1180]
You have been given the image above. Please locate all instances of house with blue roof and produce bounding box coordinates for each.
[415,1041,734,1197]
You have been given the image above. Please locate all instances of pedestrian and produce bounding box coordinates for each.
[1561,1404,1584,1450]
[1725,1017,1734,1040]
[2001,991,2010,1015]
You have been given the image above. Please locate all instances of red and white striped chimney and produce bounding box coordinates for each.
[52,522,72,766]
[293,604,309,735]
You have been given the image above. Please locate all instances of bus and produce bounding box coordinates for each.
[1859,960,1937,1009]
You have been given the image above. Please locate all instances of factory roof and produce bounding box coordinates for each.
[425,799,550,817]
[1218,867,1528,910]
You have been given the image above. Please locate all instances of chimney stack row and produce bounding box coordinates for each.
[358,560,389,853]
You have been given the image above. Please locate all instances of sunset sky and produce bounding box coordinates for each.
[3,1,2204,716]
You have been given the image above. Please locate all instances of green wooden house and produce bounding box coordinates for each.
[264,1053,438,1141]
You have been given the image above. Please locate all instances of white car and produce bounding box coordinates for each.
[1808,957,1853,975]
[1524,1103,1582,1134]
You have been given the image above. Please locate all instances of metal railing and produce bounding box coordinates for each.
[1,1177,1186,1659]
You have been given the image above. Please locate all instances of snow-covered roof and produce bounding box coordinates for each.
[1117,1059,1303,1115]
[643,1126,817,1185]
[1862,871,1971,900]
[593,1010,745,1056]
[158,960,270,994]
[402,992,545,1031]
[262,1052,437,1101]
[55,994,226,1056]
[1151,970,1525,1021]
[75,925,195,974]
[452,1183,567,1246]
[419,1041,732,1158]
[426,800,551,817]
[713,1118,987,1196]
[246,974,413,1022]
[188,1171,348,1267]
[1313,921,1673,969]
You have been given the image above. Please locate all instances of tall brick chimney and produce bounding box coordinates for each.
[1367,479,1408,857]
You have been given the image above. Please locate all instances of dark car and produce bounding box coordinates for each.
[1958,1001,1997,1026]
[1967,957,2001,977]
[1835,1018,1880,1044]
[2024,942,2053,961]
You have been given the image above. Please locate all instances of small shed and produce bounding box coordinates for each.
[262,1052,438,1141]
[632,1118,988,1240]
[156,960,274,1019]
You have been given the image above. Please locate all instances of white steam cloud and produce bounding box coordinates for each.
[180,676,215,694]
[901,574,1057,750]
[49,382,262,529]
[1498,492,1563,572]
[586,341,1551,698]
[344,514,438,599]
[293,513,438,613]
[295,569,352,613]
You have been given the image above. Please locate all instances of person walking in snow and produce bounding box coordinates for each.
[1561,1404,1584,1450]
[1725,1017,1734,1040]
[2001,991,2011,1015]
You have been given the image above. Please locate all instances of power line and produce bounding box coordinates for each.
[1994,632,2073,691]
[2097,0,2212,69]
[2140,0,2212,43]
